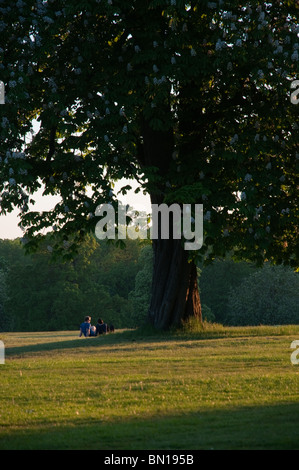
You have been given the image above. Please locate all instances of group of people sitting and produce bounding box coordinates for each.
[79,316,115,337]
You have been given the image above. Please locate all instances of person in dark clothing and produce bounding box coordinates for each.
[96,318,108,335]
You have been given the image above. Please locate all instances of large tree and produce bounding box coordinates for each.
[0,1,298,329]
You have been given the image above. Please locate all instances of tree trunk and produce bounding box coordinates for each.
[139,116,202,330]
[148,237,202,330]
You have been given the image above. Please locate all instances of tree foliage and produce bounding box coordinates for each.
[0,267,8,331]
[199,257,258,323]
[0,236,145,331]
[129,244,153,326]
[226,264,299,325]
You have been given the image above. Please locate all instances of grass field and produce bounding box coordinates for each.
[0,323,299,450]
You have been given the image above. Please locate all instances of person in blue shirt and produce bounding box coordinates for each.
[79,316,92,337]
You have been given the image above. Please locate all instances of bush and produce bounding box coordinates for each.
[0,268,9,331]
[201,304,215,323]
[226,264,299,326]
[129,245,153,327]
[199,259,257,323]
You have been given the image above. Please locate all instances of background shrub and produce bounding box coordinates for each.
[226,264,299,326]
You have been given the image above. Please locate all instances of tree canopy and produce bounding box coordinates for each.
[0,0,298,266]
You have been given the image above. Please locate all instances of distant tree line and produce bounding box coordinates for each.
[0,236,298,332]
[199,259,299,326]
[0,236,150,332]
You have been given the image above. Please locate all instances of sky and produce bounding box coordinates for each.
[0,179,152,240]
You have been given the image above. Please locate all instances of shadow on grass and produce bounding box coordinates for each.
[4,332,126,357]
[4,327,175,358]
[0,402,298,450]
[5,323,298,358]
[4,323,219,358]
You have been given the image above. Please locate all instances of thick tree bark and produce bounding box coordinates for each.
[147,190,202,330]
[148,237,202,330]
[139,116,202,330]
